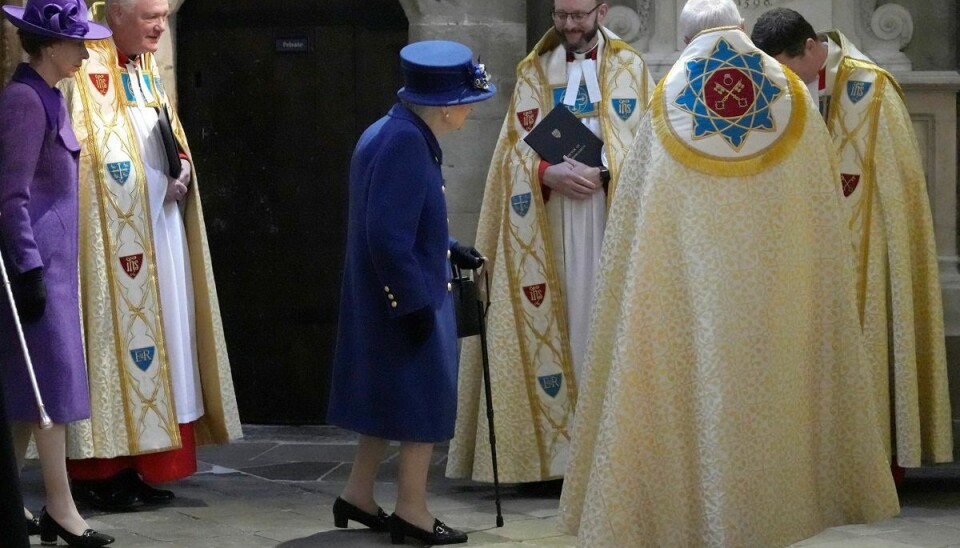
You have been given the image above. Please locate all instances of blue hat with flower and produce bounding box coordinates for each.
[397,40,496,106]
[2,0,111,41]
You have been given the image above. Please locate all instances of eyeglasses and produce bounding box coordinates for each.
[551,4,601,23]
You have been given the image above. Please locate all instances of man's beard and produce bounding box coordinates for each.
[557,20,600,52]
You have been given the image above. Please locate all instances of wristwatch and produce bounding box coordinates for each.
[598,166,611,184]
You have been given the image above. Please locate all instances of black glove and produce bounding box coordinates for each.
[13,267,46,323]
[404,306,435,346]
[450,243,484,270]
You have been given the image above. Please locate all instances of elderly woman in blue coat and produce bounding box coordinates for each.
[0,0,115,546]
[326,40,495,546]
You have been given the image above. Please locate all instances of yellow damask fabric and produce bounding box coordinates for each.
[559,29,899,547]
[63,39,241,459]
[822,31,952,467]
[446,27,653,483]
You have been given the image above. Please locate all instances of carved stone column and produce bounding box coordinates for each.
[399,0,527,245]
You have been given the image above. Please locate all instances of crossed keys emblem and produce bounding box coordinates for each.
[713,73,748,111]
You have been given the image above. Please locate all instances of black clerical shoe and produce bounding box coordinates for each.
[72,475,141,511]
[39,508,115,547]
[118,469,175,504]
[332,497,389,531]
[26,514,41,535]
[388,513,467,545]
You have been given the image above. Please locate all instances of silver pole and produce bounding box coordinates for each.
[0,248,52,429]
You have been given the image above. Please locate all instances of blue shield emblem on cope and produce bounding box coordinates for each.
[612,98,637,121]
[538,374,563,398]
[553,85,597,116]
[142,74,154,94]
[511,193,531,217]
[120,73,157,101]
[120,73,135,102]
[130,346,155,372]
[846,80,872,104]
[107,161,131,185]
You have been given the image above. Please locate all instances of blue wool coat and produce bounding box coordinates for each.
[326,104,459,443]
[0,65,88,424]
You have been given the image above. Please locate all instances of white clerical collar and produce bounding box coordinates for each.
[563,36,603,106]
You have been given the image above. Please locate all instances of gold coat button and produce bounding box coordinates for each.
[391,301,398,308]
[442,185,446,194]
[388,294,395,300]
[447,249,451,259]
[447,282,452,292]
[384,286,390,292]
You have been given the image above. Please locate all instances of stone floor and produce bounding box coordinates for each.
[18,425,960,547]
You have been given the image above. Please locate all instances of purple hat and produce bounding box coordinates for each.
[2,0,111,41]
[397,40,496,106]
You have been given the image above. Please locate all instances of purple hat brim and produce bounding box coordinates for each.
[397,83,497,107]
[2,6,112,41]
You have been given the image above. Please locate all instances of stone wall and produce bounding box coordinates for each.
[399,0,528,245]
[888,0,956,71]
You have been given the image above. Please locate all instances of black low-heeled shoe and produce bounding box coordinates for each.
[39,508,115,547]
[118,469,175,504]
[332,497,389,531]
[26,514,41,535]
[388,513,467,545]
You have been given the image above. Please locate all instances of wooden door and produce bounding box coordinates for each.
[177,0,407,423]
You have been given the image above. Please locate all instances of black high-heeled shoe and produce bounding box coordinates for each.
[332,497,389,531]
[39,508,115,547]
[388,513,467,545]
[26,514,41,535]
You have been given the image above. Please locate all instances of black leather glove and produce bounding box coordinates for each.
[404,306,435,346]
[450,243,484,270]
[13,267,46,323]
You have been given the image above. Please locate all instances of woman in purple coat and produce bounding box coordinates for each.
[0,1,114,546]
[325,41,494,545]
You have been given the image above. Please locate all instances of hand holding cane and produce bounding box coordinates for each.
[0,246,52,429]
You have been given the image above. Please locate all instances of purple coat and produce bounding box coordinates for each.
[0,64,88,424]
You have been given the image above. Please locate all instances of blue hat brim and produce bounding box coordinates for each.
[2,6,112,41]
[397,82,497,106]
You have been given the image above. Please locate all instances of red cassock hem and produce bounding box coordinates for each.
[67,422,197,484]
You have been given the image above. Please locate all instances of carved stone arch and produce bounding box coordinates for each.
[604,0,916,75]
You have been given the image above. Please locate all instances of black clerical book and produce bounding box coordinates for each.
[156,104,182,178]
[523,104,603,167]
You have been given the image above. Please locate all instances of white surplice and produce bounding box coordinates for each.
[123,59,203,423]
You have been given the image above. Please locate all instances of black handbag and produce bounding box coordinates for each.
[451,263,483,338]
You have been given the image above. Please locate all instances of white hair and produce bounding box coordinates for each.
[106,0,137,13]
[678,0,743,42]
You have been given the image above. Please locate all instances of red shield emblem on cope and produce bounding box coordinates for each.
[841,173,861,197]
[89,73,110,96]
[704,68,755,118]
[119,253,144,279]
[523,283,547,308]
[517,108,539,132]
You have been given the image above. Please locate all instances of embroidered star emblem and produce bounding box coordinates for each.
[674,38,784,151]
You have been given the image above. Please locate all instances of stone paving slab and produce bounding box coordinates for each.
[14,427,960,547]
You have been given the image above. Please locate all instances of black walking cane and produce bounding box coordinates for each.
[452,263,503,527]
